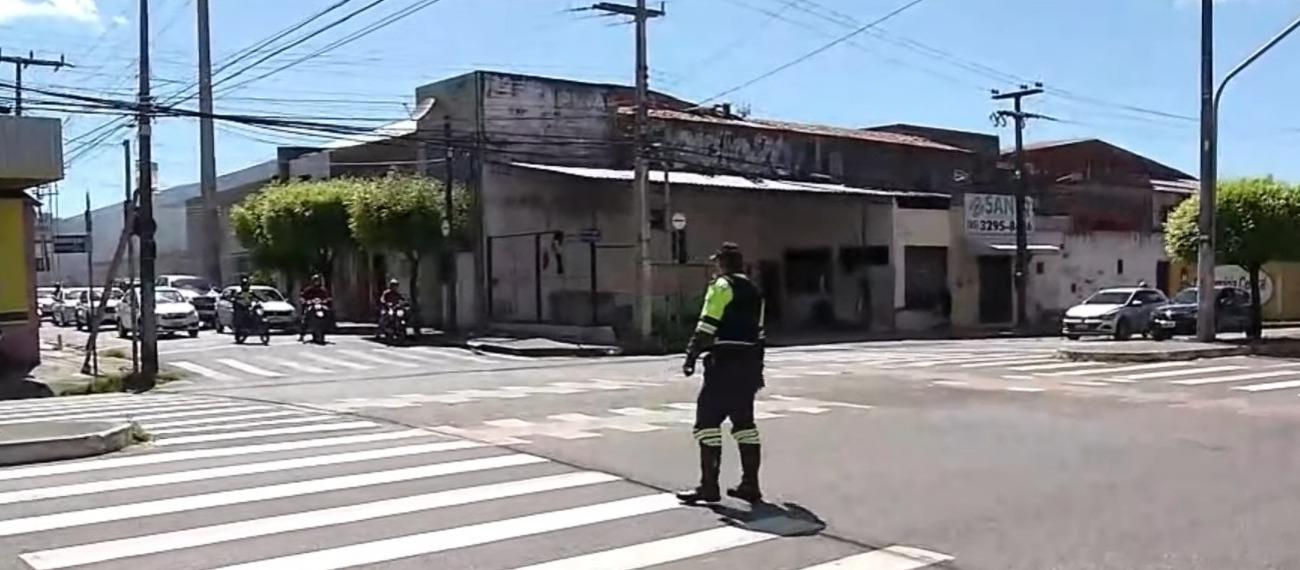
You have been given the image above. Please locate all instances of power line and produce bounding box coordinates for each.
[697,0,932,105]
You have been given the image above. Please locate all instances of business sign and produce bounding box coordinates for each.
[964,193,1035,235]
[1216,265,1274,305]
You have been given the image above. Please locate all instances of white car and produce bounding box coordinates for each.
[50,287,87,328]
[157,275,221,327]
[73,288,125,331]
[117,286,201,338]
[216,285,298,332]
[1061,287,1168,340]
[35,287,57,320]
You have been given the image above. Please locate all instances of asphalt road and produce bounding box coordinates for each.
[8,335,1300,568]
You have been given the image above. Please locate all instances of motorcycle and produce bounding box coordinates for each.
[302,298,332,344]
[379,301,409,344]
[234,300,271,346]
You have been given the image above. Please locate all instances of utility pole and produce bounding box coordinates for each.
[992,83,1045,331]
[443,120,458,332]
[196,0,222,288]
[136,0,159,390]
[590,1,664,341]
[0,50,70,116]
[124,140,139,374]
[1197,0,1217,342]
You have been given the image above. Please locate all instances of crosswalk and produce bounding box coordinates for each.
[0,394,952,569]
[165,345,561,384]
[764,343,1300,398]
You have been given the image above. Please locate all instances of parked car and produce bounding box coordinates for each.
[1149,286,1251,340]
[1062,287,1168,340]
[35,287,57,320]
[215,285,297,332]
[117,286,201,338]
[73,288,124,331]
[157,275,221,327]
[50,287,87,328]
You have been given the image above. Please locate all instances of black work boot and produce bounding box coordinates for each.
[728,443,763,502]
[676,444,722,504]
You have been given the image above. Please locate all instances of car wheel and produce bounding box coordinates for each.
[1114,319,1132,341]
[189,329,199,339]
[1065,334,1080,341]
[1151,328,1171,341]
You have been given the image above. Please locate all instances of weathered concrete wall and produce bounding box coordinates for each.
[482,163,903,332]
[1029,230,1167,320]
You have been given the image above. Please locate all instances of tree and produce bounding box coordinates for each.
[347,173,471,330]
[1165,177,1300,338]
[230,179,357,290]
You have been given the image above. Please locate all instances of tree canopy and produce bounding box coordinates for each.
[1165,177,1300,337]
[229,178,357,284]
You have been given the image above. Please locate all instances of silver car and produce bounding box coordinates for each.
[1062,287,1168,340]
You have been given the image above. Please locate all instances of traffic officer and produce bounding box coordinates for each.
[677,242,766,504]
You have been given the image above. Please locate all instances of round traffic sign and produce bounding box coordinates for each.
[671,212,687,231]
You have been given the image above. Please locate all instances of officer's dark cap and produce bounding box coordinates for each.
[710,242,742,260]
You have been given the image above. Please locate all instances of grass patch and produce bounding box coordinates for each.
[101,348,128,359]
[56,366,184,396]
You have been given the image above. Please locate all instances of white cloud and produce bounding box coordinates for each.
[0,0,101,24]
[111,14,127,26]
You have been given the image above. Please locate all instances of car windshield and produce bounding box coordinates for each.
[229,288,284,302]
[36,288,55,298]
[172,278,213,293]
[1085,291,1132,305]
[1173,289,1198,304]
[156,290,186,304]
[88,290,123,301]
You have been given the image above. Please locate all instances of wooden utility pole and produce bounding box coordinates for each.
[196,0,222,289]
[0,50,70,116]
[590,1,663,341]
[136,0,159,390]
[992,83,1044,331]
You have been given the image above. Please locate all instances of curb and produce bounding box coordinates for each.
[1057,346,1250,363]
[0,421,143,467]
[467,341,621,358]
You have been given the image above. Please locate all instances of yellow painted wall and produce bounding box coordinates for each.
[0,199,30,321]
[1167,260,1300,320]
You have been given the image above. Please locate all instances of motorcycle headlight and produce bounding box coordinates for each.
[315,309,325,317]
[396,309,406,317]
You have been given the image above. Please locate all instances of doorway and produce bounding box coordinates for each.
[978,255,1013,324]
[758,260,783,326]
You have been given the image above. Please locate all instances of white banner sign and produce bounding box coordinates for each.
[964,193,1035,235]
[1215,265,1274,305]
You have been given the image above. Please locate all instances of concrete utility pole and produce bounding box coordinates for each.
[1197,0,1217,342]
[1197,3,1300,341]
[590,1,663,341]
[124,140,139,374]
[444,120,458,332]
[0,50,70,116]
[136,0,159,390]
[992,84,1044,331]
[196,0,222,288]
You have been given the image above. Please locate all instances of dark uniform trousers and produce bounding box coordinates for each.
[693,346,764,447]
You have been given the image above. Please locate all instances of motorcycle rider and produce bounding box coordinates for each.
[231,275,258,336]
[378,279,406,334]
[677,242,766,505]
[297,273,332,341]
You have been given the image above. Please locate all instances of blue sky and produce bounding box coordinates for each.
[4,0,1300,216]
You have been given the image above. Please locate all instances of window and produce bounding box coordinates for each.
[649,209,665,231]
[1036,262,1044,275]
[785,249,833,294]
[1117,259,1124,275]
[1137,291,1166,304]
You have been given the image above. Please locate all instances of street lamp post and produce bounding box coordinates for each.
[1197,4,1300,342]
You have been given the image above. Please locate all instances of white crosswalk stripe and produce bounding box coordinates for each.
[1232,378,1300,392]
[0,393,952,570]
[336,349,420,368]
[1114,365,1246,381]
[266,358,332,374]
[155,420,381,446]
[305,352,374,370]
[216,358,285,378]
[171,360,239,381]
[1170,369,1299,386]
[411,345,500,364]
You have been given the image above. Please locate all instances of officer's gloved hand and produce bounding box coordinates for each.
[682,354,697,377]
